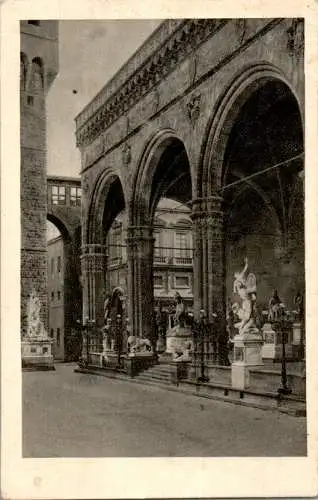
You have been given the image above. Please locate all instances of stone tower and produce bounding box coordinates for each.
[20,21,59,338]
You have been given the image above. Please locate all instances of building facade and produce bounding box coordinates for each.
[47,236,64,359]
[107,199,194,320]
[46,176,82,360]
[75,19,304,363]
[20,21,59,338]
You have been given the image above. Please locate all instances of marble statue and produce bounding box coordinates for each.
[268,290,282,322]
[232,258,257,336]
[26,289,47,338]
[103,293,111,324]
[174,292,185,327]
[127,335,153,354]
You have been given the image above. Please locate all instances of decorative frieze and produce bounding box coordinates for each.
[76,19,227,147]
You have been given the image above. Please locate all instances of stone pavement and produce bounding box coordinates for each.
[23,363,306,457]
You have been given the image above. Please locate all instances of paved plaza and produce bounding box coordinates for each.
[23,363,307,457]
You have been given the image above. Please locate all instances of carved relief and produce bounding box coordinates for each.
[82,175,90,194]
[186,92,202,125]
[287,19,304,60]
[122,142,132,167]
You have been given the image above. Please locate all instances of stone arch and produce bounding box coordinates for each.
[47,212,82,360]
[86,168,126,245]
[47,212,72,243]
[199,62,303,197]
[130,128,193,226]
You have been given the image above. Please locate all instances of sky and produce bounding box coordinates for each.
[46,19,162,178]
[46,19,161,239]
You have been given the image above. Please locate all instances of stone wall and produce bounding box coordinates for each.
[20,21,59,339]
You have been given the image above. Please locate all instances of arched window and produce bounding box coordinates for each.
[30,57,44,92]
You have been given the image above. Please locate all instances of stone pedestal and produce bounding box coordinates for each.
[291,322,305,358]
[231,331,263,389]
[166,325,193,357]
[22,337,55,370]
[292,322,302,344]
[261,322,293,360]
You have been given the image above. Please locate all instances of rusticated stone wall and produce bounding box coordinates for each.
[20,21,59,338]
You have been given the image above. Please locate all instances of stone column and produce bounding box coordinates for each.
[191,200,204,318]
[126,226,155,345]
[190,196,228,368]
[205,196,228,365]
[81,244,107,327]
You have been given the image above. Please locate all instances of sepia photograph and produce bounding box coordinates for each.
[21,17,306,458]
[2,1,318,498]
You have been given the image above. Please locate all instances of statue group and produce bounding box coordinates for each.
[232,257,258,337]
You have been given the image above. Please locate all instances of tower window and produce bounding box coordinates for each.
[27,95,34,106]
[28,21,40,26]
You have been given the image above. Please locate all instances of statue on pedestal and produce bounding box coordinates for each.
[174,292,185,327]
[268,290,282,322]
[232,257,258,336]
[27,289,47,338]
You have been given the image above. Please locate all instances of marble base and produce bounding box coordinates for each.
[262,322,294,360]
[166,325,193,356]
[22,337,54,370]
[292,322,302,345]
[231,332,263,390]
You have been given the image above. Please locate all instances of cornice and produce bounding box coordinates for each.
[75,19,228,147]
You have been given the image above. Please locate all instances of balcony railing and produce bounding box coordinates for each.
[173,256,193,265]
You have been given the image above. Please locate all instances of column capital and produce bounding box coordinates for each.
[126,225,154,242]
[191,195,223,220]
[81,243,107,255]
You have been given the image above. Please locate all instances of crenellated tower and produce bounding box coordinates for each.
[20,20,59,338]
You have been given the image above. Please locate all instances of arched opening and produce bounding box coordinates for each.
[222,79,304,315]
[85,174,127,359]
[46,216,82,361]
[152,198,193,351]
[131,134,193,349]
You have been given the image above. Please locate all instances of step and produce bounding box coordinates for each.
[138,373,171,383]
[75,367,305,416]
